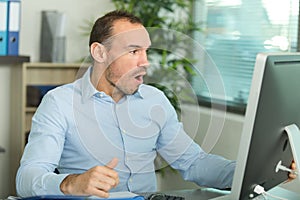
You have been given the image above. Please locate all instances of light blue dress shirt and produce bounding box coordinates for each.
[16,67,235,197]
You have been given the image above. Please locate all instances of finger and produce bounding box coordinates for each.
[106,158,118,169]
[90,187,110,198]
[93,158,120,189]
[291,161,296,170]
[95,173,119,188]
[92,166,119,182]
[287,169,297,182]
[289,172,297,179]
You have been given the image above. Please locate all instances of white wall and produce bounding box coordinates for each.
[19,0,115,62]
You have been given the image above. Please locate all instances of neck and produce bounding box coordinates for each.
[90,66,124,102]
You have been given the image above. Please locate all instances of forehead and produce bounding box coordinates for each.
[109,19,151,49]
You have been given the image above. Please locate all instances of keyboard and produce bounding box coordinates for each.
[138,192,185,200]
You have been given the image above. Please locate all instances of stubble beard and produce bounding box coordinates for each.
[105,68,140,97]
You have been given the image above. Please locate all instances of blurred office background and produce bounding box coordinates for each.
[0,0,299,198]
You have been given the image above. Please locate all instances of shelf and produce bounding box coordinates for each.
[26,107,37,113]
[25,62,89,68]
[0,55,30,65]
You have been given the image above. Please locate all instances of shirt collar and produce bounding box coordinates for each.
[134,85,145,99]
[80,66,145,103]
[80,67,98,103]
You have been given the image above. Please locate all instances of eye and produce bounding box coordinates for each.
[129,49,139,55]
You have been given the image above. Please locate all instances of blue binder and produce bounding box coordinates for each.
[7,0,20,55]
[0,0,8,55]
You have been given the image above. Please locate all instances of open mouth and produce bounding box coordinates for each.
[133,68,147,84]
[135,74,144,83]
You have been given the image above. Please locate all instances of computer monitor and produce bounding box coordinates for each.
[214,52,300,200]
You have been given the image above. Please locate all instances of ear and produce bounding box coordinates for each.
[90,42,107,63]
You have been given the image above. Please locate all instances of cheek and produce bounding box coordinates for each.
[109,63,130,80]
[111,57,137,76]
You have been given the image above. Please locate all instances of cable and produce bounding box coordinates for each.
[253,184,265,195]
[253,185,288,200]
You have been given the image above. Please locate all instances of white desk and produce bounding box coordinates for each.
[164,186,300,200]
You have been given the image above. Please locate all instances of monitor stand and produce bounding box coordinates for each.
[212,124,300,200]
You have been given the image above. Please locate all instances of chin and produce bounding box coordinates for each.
[118,83,141,96]
[127,86,140,95]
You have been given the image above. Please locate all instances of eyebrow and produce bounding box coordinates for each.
[127,44,151,49]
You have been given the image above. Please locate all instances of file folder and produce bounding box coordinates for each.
[0,0,8,55]
[7,0,20,55]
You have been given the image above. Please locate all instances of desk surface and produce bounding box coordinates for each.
[162,188,228,200]
[162,186,300,200]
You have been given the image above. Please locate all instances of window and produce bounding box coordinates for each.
[192,0,299,114]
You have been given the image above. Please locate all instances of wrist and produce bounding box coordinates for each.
[60,174,79,194]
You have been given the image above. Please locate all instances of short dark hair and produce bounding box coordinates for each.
[89,10,143,47]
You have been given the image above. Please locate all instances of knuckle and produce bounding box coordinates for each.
[101,183,112,191]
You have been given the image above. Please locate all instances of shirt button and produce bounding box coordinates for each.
[129,178,133,182]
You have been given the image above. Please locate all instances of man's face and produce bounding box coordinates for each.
[104,20,151,96]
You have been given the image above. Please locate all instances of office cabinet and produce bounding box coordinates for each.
[10,62,88,195]
[1,64,15,199]
[0,56,30,198]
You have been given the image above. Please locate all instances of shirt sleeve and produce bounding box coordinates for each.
[179,153,235,189]
[16,91,68,197]
[156,93,235,189]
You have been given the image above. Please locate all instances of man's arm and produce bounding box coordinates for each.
[158,130,235,189]
[16,92,70,197]
[16,92,120,198]
[16,158,120,198]
[156,92,235,189]
[179,153,235,189]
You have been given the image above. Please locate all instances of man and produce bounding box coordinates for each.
[16,10,236,198]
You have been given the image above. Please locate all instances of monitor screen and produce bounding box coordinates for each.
[214,52,300,200]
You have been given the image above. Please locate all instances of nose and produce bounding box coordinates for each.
[138,50,150,68]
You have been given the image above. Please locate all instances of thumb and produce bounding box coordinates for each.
[106,157,118,169]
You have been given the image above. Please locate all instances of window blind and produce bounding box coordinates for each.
[192,0,299,111]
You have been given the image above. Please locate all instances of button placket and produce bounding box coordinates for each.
[115,102,135,191]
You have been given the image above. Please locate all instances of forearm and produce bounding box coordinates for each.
[180,154,236,189]
[16,164,68,197]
